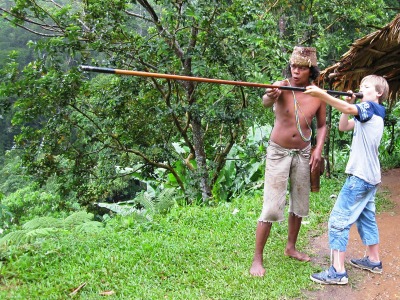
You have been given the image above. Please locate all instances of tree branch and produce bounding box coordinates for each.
[124,10,153,23]
[113,146,186,192]
[137,0,185,60]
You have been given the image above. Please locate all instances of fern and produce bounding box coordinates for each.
[22,217,63,230]
[0,230,30,245]
[155,189,177,214]
[74,221,104,233]
[0,210,98,246]
[0,228,60,245]
[97,202,142,216]
[63,211,94,228]
[25,228,61,243]
[97,188,177,220]
[97,192,157,220]
[135,192,156,217]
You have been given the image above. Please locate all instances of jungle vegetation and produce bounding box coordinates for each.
[0,1,399,298]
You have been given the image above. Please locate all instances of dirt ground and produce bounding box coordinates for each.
[303,168,400,300]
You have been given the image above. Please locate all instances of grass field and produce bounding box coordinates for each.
[0,175,391,299]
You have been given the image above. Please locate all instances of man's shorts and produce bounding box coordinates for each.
[259,141,311,222]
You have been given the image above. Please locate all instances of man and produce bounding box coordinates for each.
[250,46,327,277]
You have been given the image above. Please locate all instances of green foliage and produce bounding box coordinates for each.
[63,211,94,228]
[0,178,394,299]
[0,151,31,195]
[0,0,399,206]
[0,6,399,299]
[0,18,37,69]
[0,228,60,245]
[212,123,272,202]
[0,211,102,246]
[380,101,400,169]
[0,193,13,230]
[97,186,178,222]
[22,216,63,230]
[74,221,104,233]
[1,183,69,224]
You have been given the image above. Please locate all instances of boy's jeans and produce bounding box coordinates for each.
[329,175,379,252]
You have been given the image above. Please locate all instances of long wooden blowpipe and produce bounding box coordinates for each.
[80,65,363,99]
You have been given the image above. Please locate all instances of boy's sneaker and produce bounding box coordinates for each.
[310,266,348,285]
[349,256,383,274]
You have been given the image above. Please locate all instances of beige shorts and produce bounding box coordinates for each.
[259,141,311,222]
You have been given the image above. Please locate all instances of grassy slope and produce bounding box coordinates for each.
[0,175,390,299]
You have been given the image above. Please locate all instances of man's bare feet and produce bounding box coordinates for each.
[249,261,266,276]
[284,249,311,262]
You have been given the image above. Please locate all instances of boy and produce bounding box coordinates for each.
[304,75,389,284]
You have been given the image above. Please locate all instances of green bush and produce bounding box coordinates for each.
[2,184,67,224]
[0,193,13,231]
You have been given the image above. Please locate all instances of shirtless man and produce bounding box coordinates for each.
[250,46,327,277]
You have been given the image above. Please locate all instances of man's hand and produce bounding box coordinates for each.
[309,147,322,173]
[262,87,281,107]
[265,88,281,100]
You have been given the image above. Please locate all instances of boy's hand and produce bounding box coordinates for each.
[342,91,356,104]
[304,85,326,97]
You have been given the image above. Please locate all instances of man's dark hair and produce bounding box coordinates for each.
[284,64,320,82]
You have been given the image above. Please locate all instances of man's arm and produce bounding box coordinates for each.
[262,81,282,108]
[310,102,327,172]
[315,103,327,154]
[262,90,278,107]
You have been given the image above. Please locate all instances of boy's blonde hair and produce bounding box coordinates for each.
[361,75,389,104]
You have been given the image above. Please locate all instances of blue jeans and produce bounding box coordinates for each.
[328,175,379,252]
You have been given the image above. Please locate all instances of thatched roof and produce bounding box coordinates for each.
[318,13,400,108]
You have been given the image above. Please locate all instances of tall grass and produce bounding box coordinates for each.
[0,174,391,299]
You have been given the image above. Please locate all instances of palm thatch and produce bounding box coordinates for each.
[318,13,400,109]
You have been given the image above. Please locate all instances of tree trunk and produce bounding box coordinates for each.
[185,79,212,202]
[191,114,212,202]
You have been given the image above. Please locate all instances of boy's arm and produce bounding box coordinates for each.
[339,113,355,131]
[304,86,358,115]
[339,92,356,131]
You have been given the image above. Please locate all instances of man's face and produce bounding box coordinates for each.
[290,64,311,85]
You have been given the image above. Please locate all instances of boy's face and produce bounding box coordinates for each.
[360,80,382,102]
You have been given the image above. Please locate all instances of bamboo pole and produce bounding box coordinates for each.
[80,65,363,98]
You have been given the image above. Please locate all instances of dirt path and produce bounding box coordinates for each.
[304,168,400,300]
